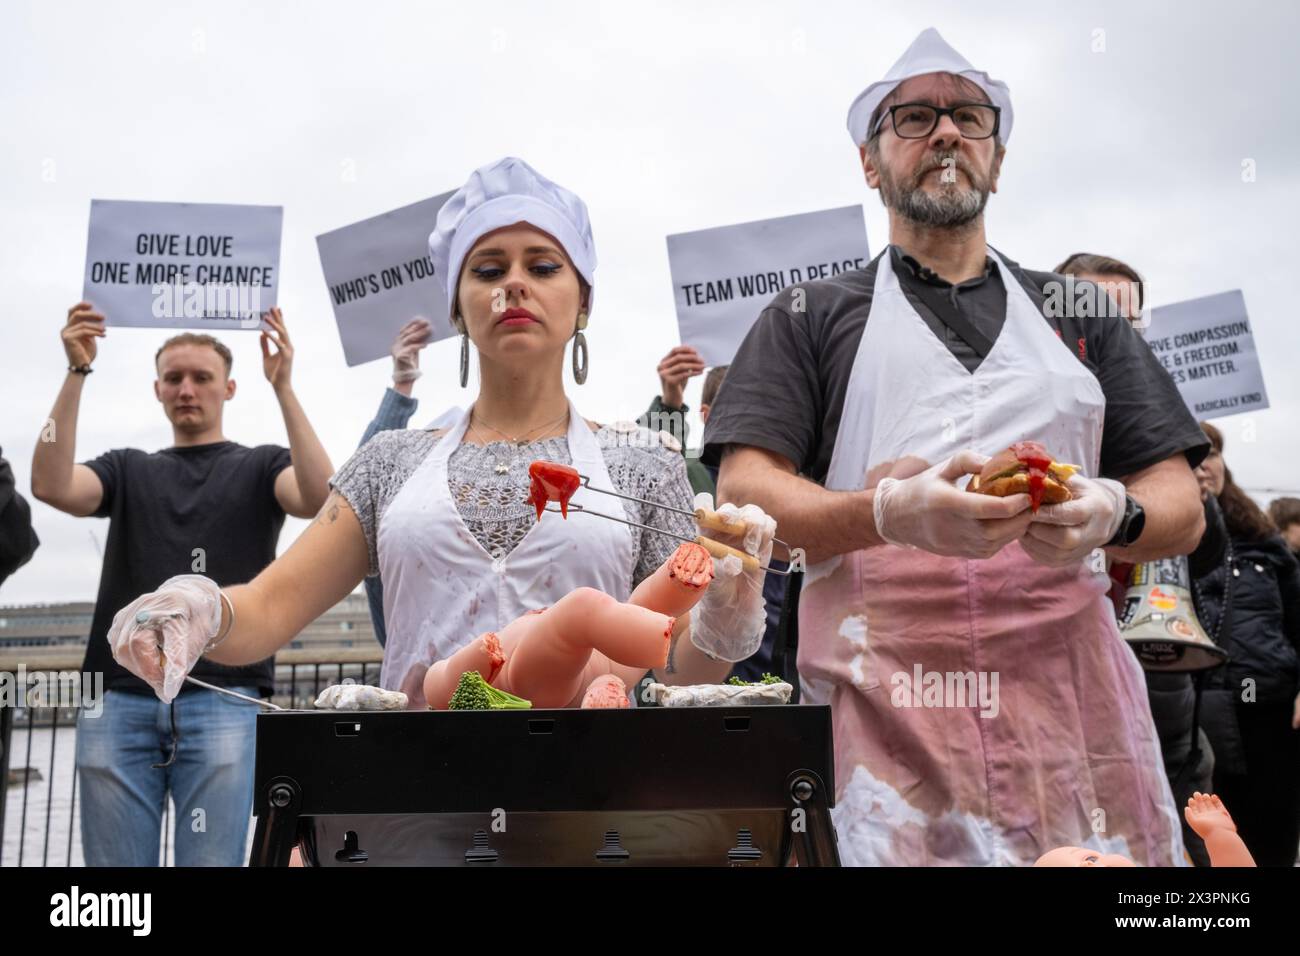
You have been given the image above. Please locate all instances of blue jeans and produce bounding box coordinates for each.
[75,686,260,866]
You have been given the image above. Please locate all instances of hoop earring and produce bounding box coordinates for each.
[459,331,469,388]
[572,311,588,385]
[571,332,588,385]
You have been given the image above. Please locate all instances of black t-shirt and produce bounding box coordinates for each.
[83,441,291,695]
[701,246,1210,483]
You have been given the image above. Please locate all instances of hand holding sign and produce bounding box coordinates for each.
[391,318,433,385]
[62,302,106,369]
[657,345,706,407]
[259,307,294,392]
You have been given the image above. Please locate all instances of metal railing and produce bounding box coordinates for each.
[0,650,383,867]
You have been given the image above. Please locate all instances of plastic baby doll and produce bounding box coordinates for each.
[424,540,714,710]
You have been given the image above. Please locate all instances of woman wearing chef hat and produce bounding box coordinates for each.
[104,157,774,709]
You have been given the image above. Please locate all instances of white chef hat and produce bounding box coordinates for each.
[845,27,1014,146]
[429,156,597,322]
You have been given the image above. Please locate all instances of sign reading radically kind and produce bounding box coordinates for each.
[1143,290,1269,419]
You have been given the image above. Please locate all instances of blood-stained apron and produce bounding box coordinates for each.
[798,247,1184,866]
[377,401,633,708]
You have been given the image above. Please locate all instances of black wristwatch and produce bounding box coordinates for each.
[1106,494,1146,548]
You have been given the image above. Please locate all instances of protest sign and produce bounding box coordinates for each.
[1144,290,1268,419]
[666,205,870,366]
[317,193,454,366]
[83,199,281,329]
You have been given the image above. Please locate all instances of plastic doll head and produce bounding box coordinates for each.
[1034,846,1137,867]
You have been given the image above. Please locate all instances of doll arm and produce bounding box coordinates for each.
[628,541,714,618]
[1202,829,1256,868]
[1184,793,1256,867]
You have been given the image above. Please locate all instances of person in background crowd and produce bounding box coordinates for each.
[1055,251,1224,866]
[31,303,333,866]
[1191,422,1300,866]
[639,344,718,496]
[1055,252,1145,330]
[1268,497,1300,560]
[0,446,40,590]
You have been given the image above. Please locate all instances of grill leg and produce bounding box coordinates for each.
[249,776,301,867]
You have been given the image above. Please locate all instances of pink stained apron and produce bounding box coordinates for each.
[797,247,1184,866]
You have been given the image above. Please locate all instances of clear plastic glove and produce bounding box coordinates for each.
[873,450,1034,558]
[108,574,222,703]
[1022,474,1126,567]
[391,318,431,384]
[690,494,776,663]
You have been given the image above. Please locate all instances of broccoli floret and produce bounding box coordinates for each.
[726,673,785,687]
[448,671,532,710]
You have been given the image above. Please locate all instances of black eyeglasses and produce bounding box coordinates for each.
[874,102,1001,140]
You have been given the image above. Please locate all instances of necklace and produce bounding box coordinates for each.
[1191,538,1236,646]
[468,407,570,474]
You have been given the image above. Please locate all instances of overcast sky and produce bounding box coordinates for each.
[2,0,1298,606]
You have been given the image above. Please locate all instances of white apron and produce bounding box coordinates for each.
[798,247,1184,866]
[377,401,634,707]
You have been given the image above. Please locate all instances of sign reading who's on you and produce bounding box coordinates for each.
[316,192,455,367]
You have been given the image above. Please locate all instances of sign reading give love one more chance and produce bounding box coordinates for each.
[82,199,282,330]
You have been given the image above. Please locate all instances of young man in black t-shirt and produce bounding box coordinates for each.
[31,302,333,866]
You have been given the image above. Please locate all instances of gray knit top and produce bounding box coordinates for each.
[329,422,697,588]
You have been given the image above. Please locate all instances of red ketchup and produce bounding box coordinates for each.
[526,461,582,521]
[1011,441,1052,513]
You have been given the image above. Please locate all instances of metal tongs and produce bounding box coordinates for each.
[539,468,794,576]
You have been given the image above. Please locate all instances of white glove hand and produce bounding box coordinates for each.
[391,318,431,384]
[873,450,1034,558]
[108,574,222,703]
[1022,475,1126,567]
[690,494,776,663]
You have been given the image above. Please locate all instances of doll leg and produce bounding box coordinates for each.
[581,674,631,708]
[501,587,674,707]
[628,541,714,619]
[422,632,506,710]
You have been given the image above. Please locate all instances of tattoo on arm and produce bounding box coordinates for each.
[665,631,679,674]
[313,494,348,528]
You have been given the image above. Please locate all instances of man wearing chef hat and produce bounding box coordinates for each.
[703,28,1211,865]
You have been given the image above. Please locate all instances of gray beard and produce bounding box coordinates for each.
[880,155,991,229]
